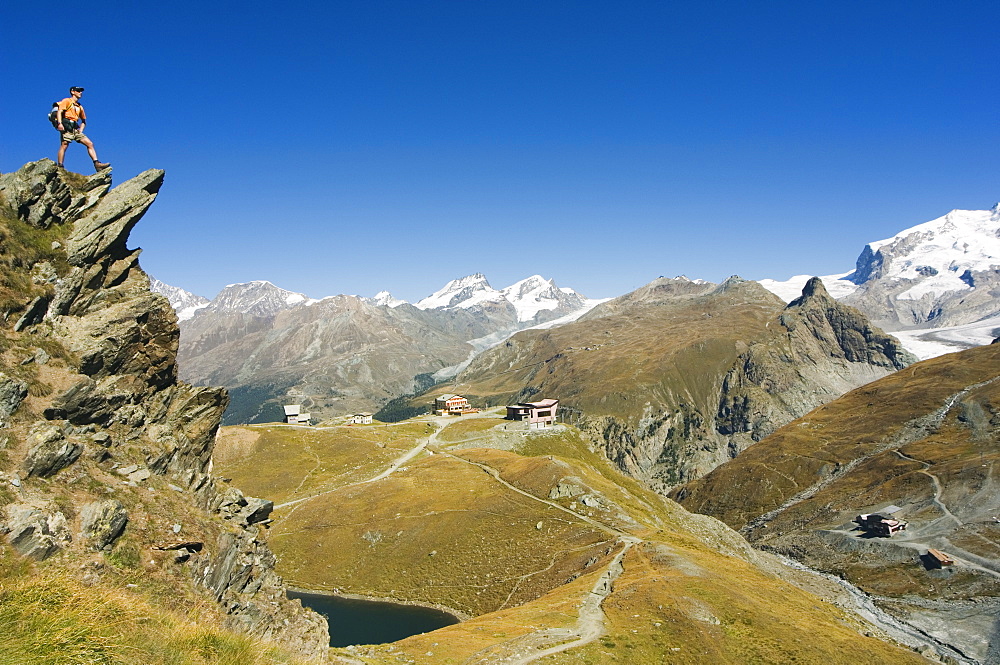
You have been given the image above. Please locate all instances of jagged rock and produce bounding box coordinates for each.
[0,160,110,229]
[240,497,274,526]
[14,295,51,331]
[22,424,82,477]
[195,530,330,658]
[80,500,128,550]
[65,169,164,267]
[1,161,327,658]
[3,503,71,560]
[0,373,28,422]
[212,487,273,526]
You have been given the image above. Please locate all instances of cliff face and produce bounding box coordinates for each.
[0,161,328,659]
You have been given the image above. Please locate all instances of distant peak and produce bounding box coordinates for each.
[801,276,829,299]
[786,277,832,308]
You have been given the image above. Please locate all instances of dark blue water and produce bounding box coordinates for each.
[288,590,460,647]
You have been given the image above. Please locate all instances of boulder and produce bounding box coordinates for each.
[79,500,128,550]
[0,373,28,422]
[3,503,71,560]
[22,425,83,478]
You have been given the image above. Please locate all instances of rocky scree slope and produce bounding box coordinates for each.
[673,342,1000,663]
[0,160,328,659]
[445,276,913,492]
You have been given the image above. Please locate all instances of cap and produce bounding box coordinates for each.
[69,86,85,93]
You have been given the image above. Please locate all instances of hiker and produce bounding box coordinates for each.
[55,86,110,172]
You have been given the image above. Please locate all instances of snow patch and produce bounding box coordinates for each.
[757,272,858,303]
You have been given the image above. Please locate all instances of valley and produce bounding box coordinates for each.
[214,413,931,664]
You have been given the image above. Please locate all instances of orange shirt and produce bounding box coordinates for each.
[57,97,86,122]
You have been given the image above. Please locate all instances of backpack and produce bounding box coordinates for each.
[48,102,78,131]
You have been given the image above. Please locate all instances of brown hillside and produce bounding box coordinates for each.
[435,276,911,491]
[674,342,1000,662]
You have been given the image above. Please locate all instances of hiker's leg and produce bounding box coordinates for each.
[57,141,69,165]
[81,137,100,162]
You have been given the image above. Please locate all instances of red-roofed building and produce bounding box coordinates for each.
[434,394,475,415]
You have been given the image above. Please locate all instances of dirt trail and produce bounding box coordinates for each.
[275,419,447,514]
[460,539,638,665]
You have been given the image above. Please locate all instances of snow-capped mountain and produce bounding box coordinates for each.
[202,281,311,318]
[366,290,407,308]
[761,204,1000,309]
[759,203,1000,359]
[849,204,1000,298]
[149,278,210,321]
[415,273,498,310]
[415,273,589,323]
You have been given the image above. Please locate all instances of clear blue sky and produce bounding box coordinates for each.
[3,1,997,302]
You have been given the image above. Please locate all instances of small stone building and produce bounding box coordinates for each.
[349,413,373,425]
[854,511,907,537]
[506,398,559,429]
[283,405,311,426]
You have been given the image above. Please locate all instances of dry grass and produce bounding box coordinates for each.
[269,451,615,616]
[218,418,926,664]
[213,423,429,504]
[0,547,306,665]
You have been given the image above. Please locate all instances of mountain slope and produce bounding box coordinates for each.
[0,160,327,662]
[674,342,1000,663]
[432,276,912,490]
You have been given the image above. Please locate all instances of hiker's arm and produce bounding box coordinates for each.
[56,107,65,131]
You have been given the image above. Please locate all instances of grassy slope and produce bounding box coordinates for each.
[215,417,927,664]
[425,283,782,425]
[675,343,1000,530]
[0,547,306,665]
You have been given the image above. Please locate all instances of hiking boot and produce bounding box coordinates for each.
[56,163,65,169]
[93,161,111,171]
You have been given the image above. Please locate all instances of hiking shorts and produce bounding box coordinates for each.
[60,129,89,144]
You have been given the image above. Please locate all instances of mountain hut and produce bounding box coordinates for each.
[283,405,311,426]
[506,399,559,429]
[854,512,907,537]
[434,394,475,416]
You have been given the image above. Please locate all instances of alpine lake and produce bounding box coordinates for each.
[288,590,461,647]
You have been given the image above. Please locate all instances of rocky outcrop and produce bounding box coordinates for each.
[713,277,915,453]
[584,279,914,489]
[0,373,28,424]
[21,424,83,478]
[0,161,328,659]
[2,503,71,560]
